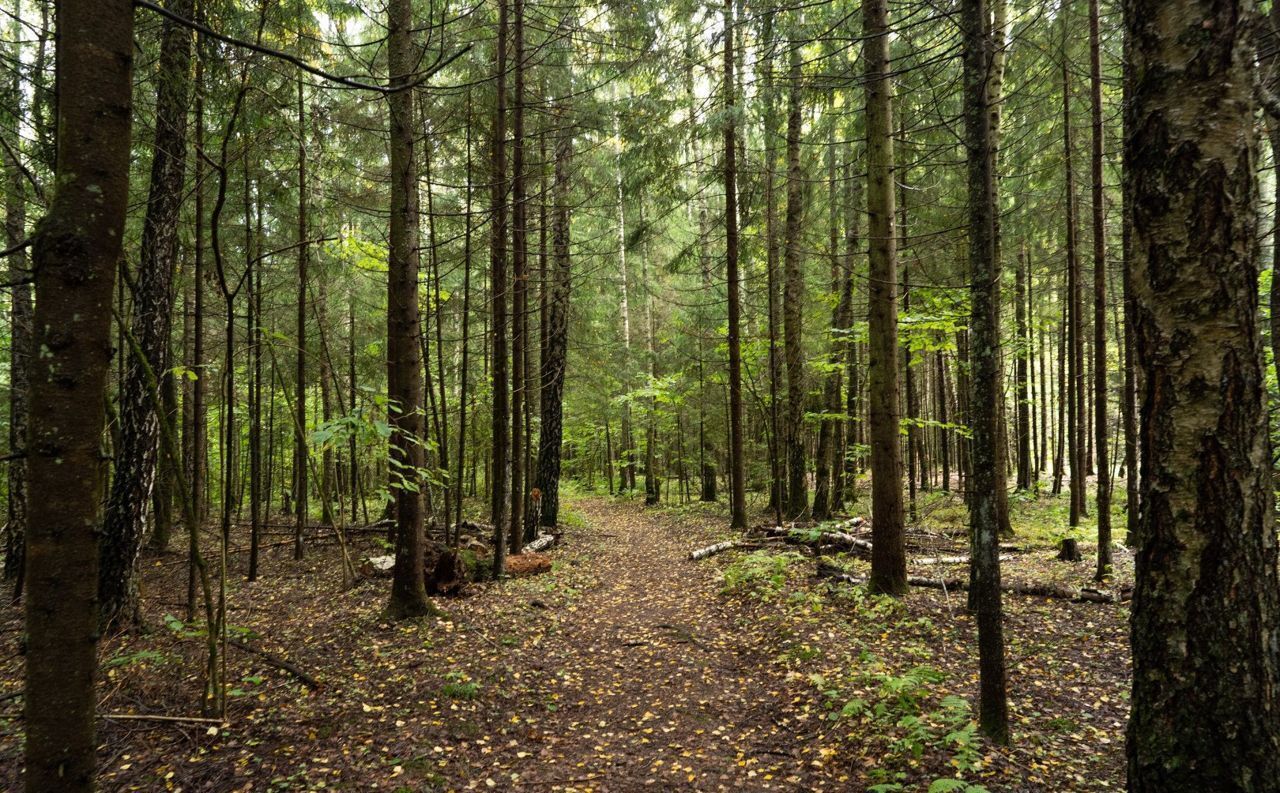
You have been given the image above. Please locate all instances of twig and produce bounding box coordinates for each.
[103,713,225,725]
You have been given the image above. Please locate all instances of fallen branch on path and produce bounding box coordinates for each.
[228,639,320,689]
[815,562,1131,604]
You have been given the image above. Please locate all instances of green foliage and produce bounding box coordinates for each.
[720,551,805,599]
[439,671,481,700]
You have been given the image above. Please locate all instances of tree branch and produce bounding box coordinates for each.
[133,0,471,94]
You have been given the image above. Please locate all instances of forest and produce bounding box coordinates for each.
[0,0,1277,790]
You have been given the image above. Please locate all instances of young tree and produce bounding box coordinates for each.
[1126,0,1280,785]
[25,1,134,788]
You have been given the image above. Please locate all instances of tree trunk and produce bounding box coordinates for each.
[782,39,807,521]
[293,77,309,560]
[490,0,511,575]
[864,0,906,594]
[1087,0,1111,580]
[1015,245,1031,491]
[961,0,1009,744]
[509,0,527,551]
[3,31,28,591]
[25,1,133,787]
[724,0,747,530]
[1125,1,1280,786]
[534,76,571,529]
[98,0,194,632]
[385,0,432,618]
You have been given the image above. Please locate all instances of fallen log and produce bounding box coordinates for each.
[815,562,1131,604]
[759,525,874,556]
[689,540,737,560]
[525,533,556,553]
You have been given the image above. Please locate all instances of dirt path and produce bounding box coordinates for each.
[0,498,842,792]
[439,498,833,791]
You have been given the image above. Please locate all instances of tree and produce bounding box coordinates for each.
[384,0,431,618]
[864,0,906,594]
[961,0,1008,744]
[724,0,747,530]
[25,0,134,788]
[782,38,807,521]
[1126,0,1280,786]
[1088,0,1111,582]
[98,0,195,632]
[534,72,572,529]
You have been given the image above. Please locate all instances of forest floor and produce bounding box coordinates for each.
[0,492,1130,792]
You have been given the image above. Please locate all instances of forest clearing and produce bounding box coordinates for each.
[3,0,1280,790]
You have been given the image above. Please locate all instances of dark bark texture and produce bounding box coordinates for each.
[25,1,134,788]
[1126,1,1280,788]
[98,0,194,632]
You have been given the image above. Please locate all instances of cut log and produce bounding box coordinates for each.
[689,540,738,560]
[526,533,556,553]
[359,554,395,579]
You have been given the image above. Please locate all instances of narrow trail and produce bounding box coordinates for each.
[438,497,835,791]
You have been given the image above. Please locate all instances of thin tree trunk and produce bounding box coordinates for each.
[723,0,747,530]
[1088,0,1111,580]
[782,39,807,520]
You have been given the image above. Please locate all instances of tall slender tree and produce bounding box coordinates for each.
[724,0,747,530]
[962,0,1009,744]
[385,0,432,618]
[864,0,907,594]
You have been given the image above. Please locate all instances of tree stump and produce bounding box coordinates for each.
[1057,538,1082,562]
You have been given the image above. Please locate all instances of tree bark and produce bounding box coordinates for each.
[534,78,571,529]
[864,0,906,594]
[385,0,432,618]
[1126,1,1280,786]
[98,0,194,632]
[724,0,747,530]
[490,0,511,574]
[25,1,133,787]
[1088,0,1111,581]
[961,0,1009,744]
[782,40,807,521]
